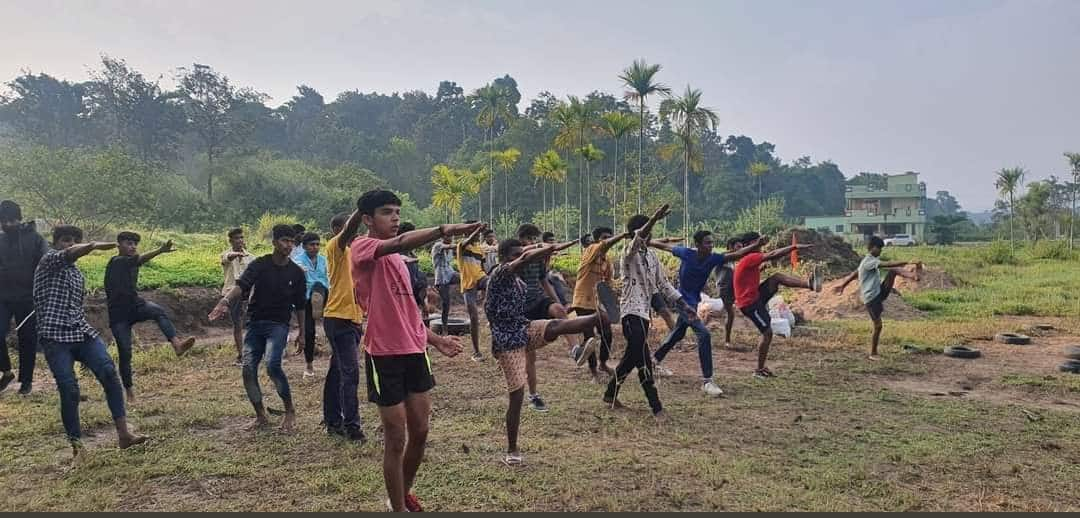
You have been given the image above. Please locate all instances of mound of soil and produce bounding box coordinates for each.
[789,282,926,321]
[774,228,861,278]
[895,267,956,292]
[82,287,230,343]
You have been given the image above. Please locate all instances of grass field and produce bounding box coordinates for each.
[4,239,1080,511]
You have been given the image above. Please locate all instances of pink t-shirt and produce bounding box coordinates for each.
[350,236,427,357]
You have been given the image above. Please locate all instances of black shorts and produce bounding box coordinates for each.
[740,281,779,334]
[865,288,891,321]
[525,296,556,320]
[650,293,668,312]
[365,352,435,407]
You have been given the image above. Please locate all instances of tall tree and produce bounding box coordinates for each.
[664,86,719,238]
[469,83,512,222]
[995,167,1026,247]
[749,162,771,231]
[577,143,605,230]
[431,164,471,223]
[619,59,670,213]
[0,72,91,147]
[176,64,242,200]
[600,111,639,230]
[490,147,521,222]
[1066,152,1080,249]
[89,56,184,163]
[531,150,568,236]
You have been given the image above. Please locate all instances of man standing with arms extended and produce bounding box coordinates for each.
[350,189,476,512]
[321,211,366,442]
[0,200,48,395]
[221,228,255,366]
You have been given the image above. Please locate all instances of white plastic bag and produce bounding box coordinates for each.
[770,318,792,337]
[767,296,796,328]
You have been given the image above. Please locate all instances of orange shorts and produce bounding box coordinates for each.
[494,320,552,393]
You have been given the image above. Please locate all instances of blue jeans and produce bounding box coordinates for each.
[242,321,291,408]
[109,301,178,389]
[42,335,126,441]
[0,298,37,386]
[654,304,714,380]
[323,318,362,429]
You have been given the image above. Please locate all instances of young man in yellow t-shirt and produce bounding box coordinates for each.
[321,211,366,441]
[570,226,630,382]
[457,223,488,361]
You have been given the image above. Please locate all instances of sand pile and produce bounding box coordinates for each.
[774,228,861,278]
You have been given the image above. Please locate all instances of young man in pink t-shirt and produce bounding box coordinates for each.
[350,189,481,513]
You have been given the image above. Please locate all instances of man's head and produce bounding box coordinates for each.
[580,234,593,248]
[292,224,306,236]
[726,236,742,252]
[741,232,761,245]
[116,231,141,257]
[357,190,402,239]
[626,214,650,235]
[498,238,524,263]
[330,212,349,236]
[301,232,321,257]
[399,222,416,235]
[0,200,22,234]
[517,223,541,246]
[52,225,83,250]
[228,228,245,251]
[541,231,556,245]
[591,226,614,243]
[867,235,885,257]
[271,224,297,257]
[483,229,497,245]
[693,230,714,254]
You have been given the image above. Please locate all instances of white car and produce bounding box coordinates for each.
[884,234,916,246]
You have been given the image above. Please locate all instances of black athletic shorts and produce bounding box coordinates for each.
[739,281,779,334]
[865,288,891,321]
[365,352,435,407]
[525,296,556,320]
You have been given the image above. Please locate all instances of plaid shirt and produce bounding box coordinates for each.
[34,249,98,343]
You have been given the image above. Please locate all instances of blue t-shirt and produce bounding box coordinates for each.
[671,246,726,308]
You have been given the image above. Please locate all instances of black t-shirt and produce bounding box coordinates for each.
[519,260,547,304]
[236,255,307,325]
[105,255,145,324]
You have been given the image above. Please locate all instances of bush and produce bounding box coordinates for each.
[255,213,312,241]
[1030,240,1074,261]
[982,240,1018,265]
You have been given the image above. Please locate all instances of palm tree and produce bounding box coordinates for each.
[600,111,639,229]
[748,161,771,231]
[619,59,671,213]
[490,147,522,224]
[1066,153,1080,250]
[431,164,471,223]
[550,102,578,239]
[995,167,1026,247]
[469,84,512,221]
[531,150,568,234]
[577,143,605,231]
[664,86,719,239]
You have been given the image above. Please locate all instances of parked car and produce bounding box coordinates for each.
[884,234,916,246]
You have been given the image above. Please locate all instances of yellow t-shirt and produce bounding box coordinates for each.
[324,234,363,324]
[457,241,486,292]
[571,243,612,311]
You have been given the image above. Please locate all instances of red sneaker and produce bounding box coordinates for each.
[404,494,424,512]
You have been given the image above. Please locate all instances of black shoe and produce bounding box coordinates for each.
[327,424,345,437]
[344,426,367,443]
[17,383,31,395]
[0,372,14,393]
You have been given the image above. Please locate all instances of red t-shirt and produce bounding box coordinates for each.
[349,236,427,357]
[733,252,766,309]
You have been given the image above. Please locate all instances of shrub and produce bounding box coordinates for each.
[1030,240,1073,261]
[982,240,1018,265]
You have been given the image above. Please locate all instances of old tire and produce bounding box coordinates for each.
[1064,346,1080,360]
[429,316,471,336]
[944,346,982,359]
[1057,360,1080,374]
[995,333,1032,345]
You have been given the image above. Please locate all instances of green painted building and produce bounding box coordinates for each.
[804,172,927,244]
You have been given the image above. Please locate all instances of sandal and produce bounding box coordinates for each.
[502,452,524,467]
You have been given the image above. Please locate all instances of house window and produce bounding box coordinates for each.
[906,184,912,192]
[835,225,844,233]
[906,208,911,216]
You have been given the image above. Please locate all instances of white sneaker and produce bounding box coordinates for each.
[654,363,674,377]
[576,338,599,367]
[701,380,724,397]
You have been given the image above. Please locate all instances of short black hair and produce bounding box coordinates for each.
[399,222,416,234]
[579,234,592,247]
[726,237,742,249]
[52,225,83,243]
[626,215,649,233]
[693,230,712,245]
[517,223,541,240]
[301,232,321,245]
[541,231,556,242]
[116,231,141,244]
[591,226,614,241]
[868,236,885,249]
[498,238,524,261]
[228,228,244,240]
[0,200,21,221]
[292,224,306,235]
[272,224,296,241]
[741,231,761,244]
[330,212,349,231]
[357,189,402,216]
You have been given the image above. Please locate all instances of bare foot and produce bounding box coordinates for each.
[279,413,296,433]
[118,433,149,449]
[125,387,136,403]
[653,410,669,425]
[868,354,880,361]
[245,417,270,431]
[172,337,196,357]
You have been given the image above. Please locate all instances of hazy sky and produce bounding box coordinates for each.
[3,0,1078,210]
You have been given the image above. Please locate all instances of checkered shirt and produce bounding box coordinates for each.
[33,249,98,343]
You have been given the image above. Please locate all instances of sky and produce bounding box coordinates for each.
[2,0,1078,211]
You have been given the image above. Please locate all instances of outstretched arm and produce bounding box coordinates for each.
[139,240,176,265]
[762,243,812,262]
[630,204,672,254]
[506,244,561,272]
[463,225,486,246]
[335,210,363,251]
[832,271,859,294]
[724,237,766,261]
[647,240,678,253]
[880,260,918,268]
[375,222,483,259]
[596,232,632,255]
[63,241,116,262]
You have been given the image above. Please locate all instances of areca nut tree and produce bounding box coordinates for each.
[995,167,1026,247]
[469,83,512,222]
[619,59,670,213]
[491,147,522,227]
[600,111,639,230]
[577,143,605,231]
[1065,152,1080,249]
[665,85,719,239]
[431,164,471,223]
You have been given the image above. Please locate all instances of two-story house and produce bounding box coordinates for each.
[804,172,927,244]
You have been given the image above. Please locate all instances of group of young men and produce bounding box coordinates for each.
[0,192,922,511]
